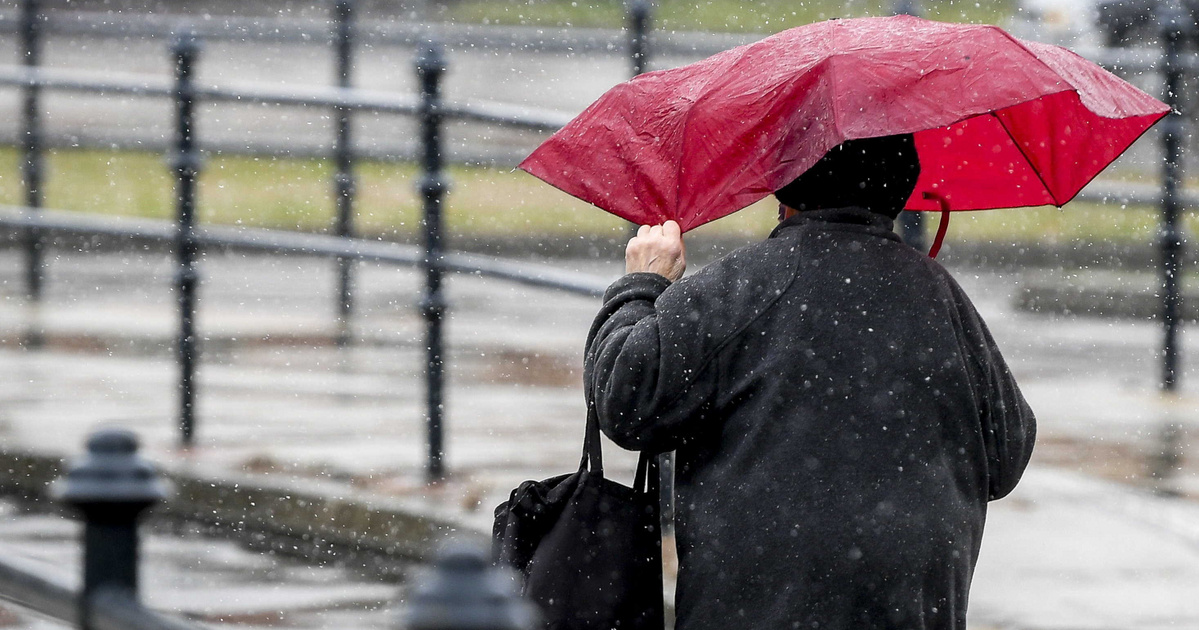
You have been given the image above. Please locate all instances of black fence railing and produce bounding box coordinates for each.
[1,0,634,483]
[0,429,534,630]
[1158,0,1193,392]
[0,4,745,56]
[333,0,356,348]
[0,1,1195,627]
[0,0,1194,472]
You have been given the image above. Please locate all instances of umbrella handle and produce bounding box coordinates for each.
[922,191,951,259]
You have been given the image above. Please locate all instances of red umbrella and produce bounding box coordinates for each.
[520,15,1169,238]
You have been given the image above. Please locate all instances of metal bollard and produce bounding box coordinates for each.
[1149,421,1184,496]
[333,0,358,347]
[171,33,203,446]
[19,0,45,349]
[401,545,538,630]
[417,40,449,482]
[55,430,169,630]
[1157,0,1193,392]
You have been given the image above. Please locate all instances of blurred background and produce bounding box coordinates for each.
[0,0,1197,629]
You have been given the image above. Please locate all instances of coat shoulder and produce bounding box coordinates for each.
[654,238,805,356]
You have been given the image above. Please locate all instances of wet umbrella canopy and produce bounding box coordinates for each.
[520,15,1170,231]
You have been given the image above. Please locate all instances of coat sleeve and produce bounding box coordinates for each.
[583,272,723,453]
[953,288,1037,501]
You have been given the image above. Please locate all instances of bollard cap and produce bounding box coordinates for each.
[415,39,447,76]
[55,429,169,507]
[402,544,538,630]
[171,30,201,57]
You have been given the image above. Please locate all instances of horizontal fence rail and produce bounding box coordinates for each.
[0,205,610,298]
[0,130,532,168]
[0,8,749,57]
[0,546,79,626]
[1,8,1197,72]
[0,64,1181,209]
[0,65,572,132]
[0,547,202,630]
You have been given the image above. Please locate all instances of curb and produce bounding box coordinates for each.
[1015,271,1199,321]
[0,448,487,571]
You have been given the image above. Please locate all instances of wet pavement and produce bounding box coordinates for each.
[0,499,398,629]
[1,245,1198,628]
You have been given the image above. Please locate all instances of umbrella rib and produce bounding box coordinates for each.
[990,111,1061,207]
[990,26,1087,98]
[671,39,795,220]
[828,21,844,138]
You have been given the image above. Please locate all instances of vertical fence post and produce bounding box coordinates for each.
[333,0,357,347]
[1158,1,1191,392]
[892,0,921,18]
[628,0,651,78]
[627,0,675,535]
[892,0,926,253]
[172,33,203,446]
[55,430,168,630]
[20,0,45,349]
[417,40,449,482]
[626,0,652,240]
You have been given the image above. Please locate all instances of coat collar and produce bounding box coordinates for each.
[768,207,901,243]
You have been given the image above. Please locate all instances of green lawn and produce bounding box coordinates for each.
[440,0,1015,32]
[0,147,630,240]
[0,146,1184,248]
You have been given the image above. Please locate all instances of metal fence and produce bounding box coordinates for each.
[0,0,645,482]
[0,1,1197,628]
[0,0,1194,478]
[0,2,732,57]
[0,429,534,630]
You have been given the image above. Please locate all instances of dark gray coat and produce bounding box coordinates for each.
[583,208,1036,630]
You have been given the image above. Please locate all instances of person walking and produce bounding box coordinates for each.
[583,134,1036,630]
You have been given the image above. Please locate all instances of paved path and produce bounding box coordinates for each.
[1,246,1198,628]
[0,499,398,629]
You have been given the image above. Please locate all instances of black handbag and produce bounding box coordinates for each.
[493,407,664,630]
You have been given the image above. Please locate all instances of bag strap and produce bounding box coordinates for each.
[633,449,659,496]
[584,401,659,498]
[582,401,605,476]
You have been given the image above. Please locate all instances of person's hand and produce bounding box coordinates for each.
[626,220,686,282]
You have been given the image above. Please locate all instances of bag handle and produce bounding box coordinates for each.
[634,447,659,496]
[582,401,605,475]
[583,401,659,496]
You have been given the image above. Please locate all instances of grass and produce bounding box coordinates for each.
[440,0,1016,33]
[0,147,630,241]
[0,146,1185,248]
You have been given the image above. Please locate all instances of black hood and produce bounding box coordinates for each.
[774,133,921,219]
